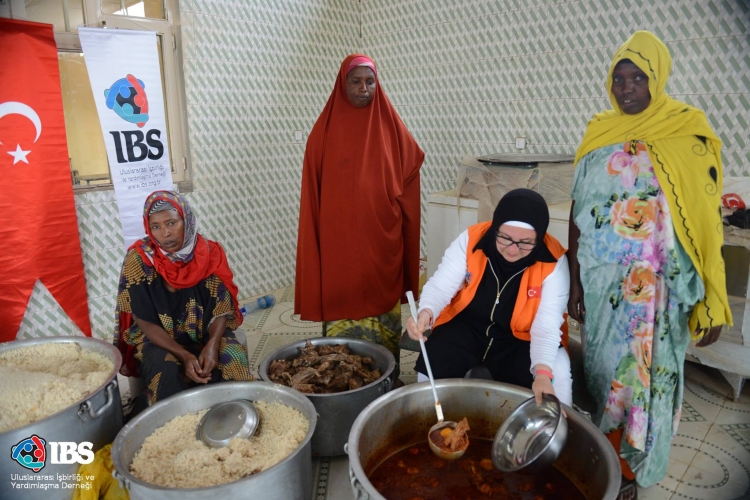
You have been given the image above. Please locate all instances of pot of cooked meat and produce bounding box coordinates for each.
[258,337,396,457]
[347,379,622,500]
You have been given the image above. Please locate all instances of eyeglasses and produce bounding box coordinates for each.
[495,234,536,251]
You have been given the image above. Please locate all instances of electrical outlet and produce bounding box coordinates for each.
[294,130,303,142]
[515,137,527,150]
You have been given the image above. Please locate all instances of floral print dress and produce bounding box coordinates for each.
[571,141,705,487]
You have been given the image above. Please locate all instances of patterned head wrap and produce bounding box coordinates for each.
[142,191,198,263]
[148,199,174,216]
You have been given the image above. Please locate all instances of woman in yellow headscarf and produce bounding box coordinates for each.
[567,31,731,498]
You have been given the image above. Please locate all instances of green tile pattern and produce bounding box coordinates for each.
[365,0,750,223]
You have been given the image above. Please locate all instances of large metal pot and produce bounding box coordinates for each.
[258,337,396,457]
[0,336,123,500]
[111,381,317,500]
[347,379,621,500]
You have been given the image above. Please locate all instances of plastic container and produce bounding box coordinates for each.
[240,295,276,317]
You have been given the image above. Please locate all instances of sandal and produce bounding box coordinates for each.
[617,477,637,500]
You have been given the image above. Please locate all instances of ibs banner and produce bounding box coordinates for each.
[0,18,91,341]
[79,28,171,249]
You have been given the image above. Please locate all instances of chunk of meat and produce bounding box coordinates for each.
[291,367,317,386]
[348,376,363,390]
[269,342,382,394]
[443,417,470,452]
[292,350,320,367]
[293,383,317,394]
[269,359,290,376]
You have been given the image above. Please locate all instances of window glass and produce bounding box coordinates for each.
[24,0,85,33]
[58,52,111,186]
[101,0,165,19]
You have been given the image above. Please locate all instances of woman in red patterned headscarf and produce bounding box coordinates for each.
[295,54,424,361]
[115,191,253,420]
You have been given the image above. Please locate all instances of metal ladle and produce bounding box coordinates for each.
[406,291,467,461]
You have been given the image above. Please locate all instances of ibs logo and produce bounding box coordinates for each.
[11,435,46,472]
[104,74,165,164]
[10,436,94,472]
[104,74,149,127]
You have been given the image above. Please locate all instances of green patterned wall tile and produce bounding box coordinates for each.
[714,35,750,94]
[96,248,126,299]
[191,146,255,190]
[723,149,750,177]
[642,0,722,41]
[81,251,102,300]
[666,38,717,94]
[180,0,196,13]
[17,282,88,338]
[575,0,641,49]
[75,201,124,254]
[89,293,117,340]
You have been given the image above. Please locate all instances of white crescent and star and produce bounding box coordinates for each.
[0,101,43,165]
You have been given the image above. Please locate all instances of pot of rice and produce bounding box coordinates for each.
[0,336,123,500]
[258,337,396,457]
[111,381,316,500]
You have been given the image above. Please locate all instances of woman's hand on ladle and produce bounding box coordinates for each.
[406,309,433,341]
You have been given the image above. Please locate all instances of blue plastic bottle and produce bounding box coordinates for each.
[240,295,276,317]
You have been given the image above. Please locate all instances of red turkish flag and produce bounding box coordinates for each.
[0,19,92,341]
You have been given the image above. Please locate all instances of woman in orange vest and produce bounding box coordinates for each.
[406,189,572,406]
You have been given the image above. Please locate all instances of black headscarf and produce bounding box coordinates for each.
[474,188,557,279]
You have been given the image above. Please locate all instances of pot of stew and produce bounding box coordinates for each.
[346,379,621,500]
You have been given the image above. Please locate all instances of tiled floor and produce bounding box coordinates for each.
[238,285,750,500]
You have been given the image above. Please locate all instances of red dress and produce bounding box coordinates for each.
[295,54,424,322]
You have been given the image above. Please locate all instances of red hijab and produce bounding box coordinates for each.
[295,54,424,321]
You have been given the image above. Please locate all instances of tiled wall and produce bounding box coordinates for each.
[17,0,362,339]
[362,0,750,207]
[18,0,749,339]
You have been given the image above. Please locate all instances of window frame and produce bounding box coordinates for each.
[12,0,193,192]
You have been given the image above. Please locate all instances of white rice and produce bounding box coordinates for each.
[130,401,309,488]
[0,342,114,433]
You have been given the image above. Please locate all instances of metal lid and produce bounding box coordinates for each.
[197,399,259,448]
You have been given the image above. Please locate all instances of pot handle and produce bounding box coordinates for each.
[78,380,117,422]
[348,465,370,500]
[112,469,131,491]
[379,376,392,395]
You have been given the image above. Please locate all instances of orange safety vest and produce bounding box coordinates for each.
[432,221,569,349]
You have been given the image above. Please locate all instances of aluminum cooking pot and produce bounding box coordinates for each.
[0,336,123,500]
[111,381,317,500]
[258,337,396,457]
[347,379,621,500]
